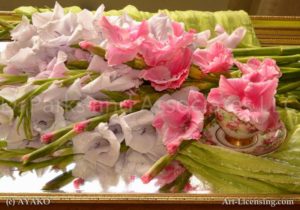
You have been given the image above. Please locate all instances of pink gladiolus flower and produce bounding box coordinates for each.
[140,48,192,91]
[89,100,115,112]
[138,18,195,91]
[140,21,194,66]
[73,121,88,134]
[207,76,279,131]
[235,58,282,82]
[153,90,207,153]
[193,42,234,74]
[99,16,149,65]
[119,99,139,109]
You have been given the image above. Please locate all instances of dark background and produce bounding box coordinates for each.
[0,0,300,16]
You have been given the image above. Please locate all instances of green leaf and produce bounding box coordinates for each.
[176,154,284,194]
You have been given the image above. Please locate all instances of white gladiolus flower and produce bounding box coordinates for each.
[109,110,166,182]
[31,101,66,135]
[1,2,105,76]
[72,123,121,188]
[118,110,158,153]
[72,158,119,190]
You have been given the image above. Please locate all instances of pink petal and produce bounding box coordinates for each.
[187,90,207,113]
[99,16,149,65]
[193,42,233,74]
[235,58,281,82]
[153,92,206,154]
[140,48,191,91]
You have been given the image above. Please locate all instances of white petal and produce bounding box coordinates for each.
[0,103,14,124]
[208,25,246,49]
[119,110,157,153]
[115,149,154,181]
[87,55,110,72]
[4,48,42,75]
[72,158,119,190]
[32,2,65,28]
[82,68,142,93]
[6,118,27,149]
[72,158,99,181]
[72,123,120,167]
[109,114,125,143]
[225,27,247,48]
[151,86,198,113]
[38,81,67,103]
[65,78,83,101]
[148,13,173,41]
[31,102,66,134]
[0,84,36,102]
[11,16,37,42]
[193,30,211,47]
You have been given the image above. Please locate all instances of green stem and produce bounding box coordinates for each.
[236,54,300,65]
[66,60,89,69]
[23,130,76,164]
[188,65,221,83]
[233,46,300,57]
[21,154,75,173]
[0,148,35,159]
[278,81,300,93]
[0,159,22,167]
[0,74,28,85]
[182,80,217,91]
[42,170,75,191]
[0,18,14,29]
[141,154,175,183]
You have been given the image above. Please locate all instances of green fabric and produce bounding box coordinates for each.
[13,6,82,17]
[105,5,260,48]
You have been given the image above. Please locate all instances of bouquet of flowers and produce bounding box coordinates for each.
[1,2,300,193]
